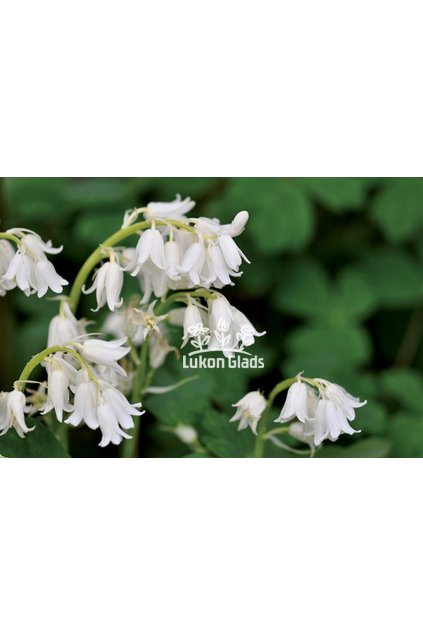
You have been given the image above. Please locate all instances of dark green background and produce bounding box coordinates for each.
[1,177,422,458]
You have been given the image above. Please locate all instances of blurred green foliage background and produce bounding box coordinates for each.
[1,177,423,458]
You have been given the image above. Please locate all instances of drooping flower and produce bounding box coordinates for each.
[174,424,198,446]
[181,302,207,347]
[0,240,17,296]
[66,370,100,430]
[65,371,143,446]
[0,389,34,438]
[276,376,366,447]
[83,259,124,312]
[2,230,68,297]
[41,355,74,422]
[143,194,196,221]
[230,391,267,435]
[312,379,366,445]
[275,377,318,424]
[47,302,81,347]
[125,226,167,275]
[207,295,265,355]
[77,337,130,374]
[148,330,177,369]
[177,212,250,289]
[288,421,319,450]
[98,384,143,447]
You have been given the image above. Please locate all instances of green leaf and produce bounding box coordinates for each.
[146,360,214,427]
[297,177,368,212]
[273,260,330,319]
[200,410,254,458]
[380,368,423,414]
[317,437,392,458]
[333,268,376,321]
[358,248,423,308]
[223,178,315,254]
[73,212,123,249]
[371,178,423,242]
[0,423,70,458]
[357,401,388,435]
[388,412,423,457]
[64,178,136,211]
[3,177,73,222]
[148,177,221,200]
[274,262,376,324]
[283,324,372,378]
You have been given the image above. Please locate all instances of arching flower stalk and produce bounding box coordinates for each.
[230,373,367,458]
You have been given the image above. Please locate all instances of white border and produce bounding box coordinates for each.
[2,1,423,631]
[3,459,422,633]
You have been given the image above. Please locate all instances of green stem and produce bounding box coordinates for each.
[68,219,196,313]
[253,377,297,458]
[16,345,96,387]
[119,338,149,458]
[156,289,215,316]
[0,232,21,246]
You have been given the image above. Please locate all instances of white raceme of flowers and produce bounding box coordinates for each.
[275,376,367,447]
[120,200,250,303]
[0,333,144,447]
[0,283,144,446]
[1,229,68,297]
[82,199,250,308]
[230,391,267,435]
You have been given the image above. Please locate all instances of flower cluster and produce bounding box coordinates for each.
[0,193,368,458]
[78,197,251,316]
[102,292,265,364]
[0,329,143,446]
[0,230,67,297]
[231,375,367,453]
[119,198,250,303]
[103,300,177,370]
[181,295,265,356]
[275,376,366,446]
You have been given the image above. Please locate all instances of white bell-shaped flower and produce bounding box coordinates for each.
[96,384,143,448]
[182,302,207,347]
[0,389,34,438]
[126,227,167,275]
[312,379,366,445]
[207,295,265,355]
[41,356,74,422]
[66,371,99,430]
[230,391,267,435]
[47,302,81,347]
[143,194,196,221]
[83,259,124,312]
[148,330,177,369]
[0,239,17,295]
[2,230,68,297]
[78,337,130,374]
[275,379,318,424]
